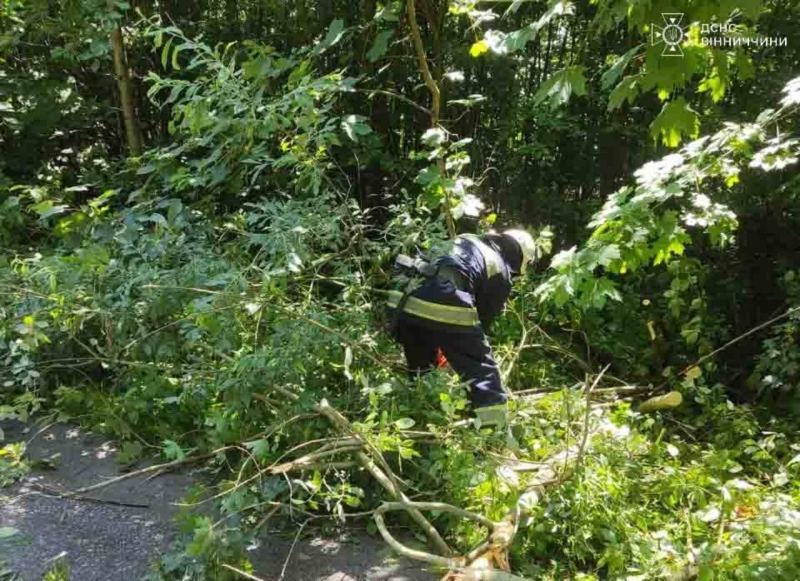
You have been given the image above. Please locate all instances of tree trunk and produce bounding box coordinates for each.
[110,24,142,155]
[406,0,455,238]
[542,22,554,83]
[226,0,239,40]
[361,0,377,20]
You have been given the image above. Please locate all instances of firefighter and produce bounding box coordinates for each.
[388,230,537,427]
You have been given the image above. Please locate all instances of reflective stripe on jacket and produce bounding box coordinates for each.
[387,290,480,327]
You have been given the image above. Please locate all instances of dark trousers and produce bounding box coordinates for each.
[395,320,507,408]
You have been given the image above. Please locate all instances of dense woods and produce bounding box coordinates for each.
[1,0,800,579]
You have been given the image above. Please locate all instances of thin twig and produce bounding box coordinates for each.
[292,461,357,472]
[221,563,268,581]
[501,304,531,387]
[63,412,312,499]
[356,450,452,556]
[254,505,281,531]
[64,447,234,497]
[316,399,453,557]
[279,519,310,581]
[12,484,150,509]
[25,422,56,446]
[142,284,391,370]
[574,365,609,471]
[374,505,455,568]
[349,88,432,116]
[659,305,800,390]
[317,400,403,492]
[406,0,441,122]
[381,501,495,529]
[271,445,363,473]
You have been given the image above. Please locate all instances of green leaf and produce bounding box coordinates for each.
[698,506,721,522]
[607,75,641,111]
[685,366,702,380]
[163,440,185,461]
[698,75,726,103]
[161,37,173,69]
[118,441,143,464]
[650,97,700,148]
[469,40,489,58]
[375,5,400,21]
[601,46,642,90]
[503,0,574,53]
[503,27,537,54]
[0,527,20,538]
[421,127,447,147]
[596,244,621,267]
[504,0,526,15]
[167,199,183,224]
[735,52,755,81]
[448,94,487,108]
[550,246,577,269]
[171,44,183,70]
[367,30,393,63]
[32,201,69,220]
[314,19,345,55]
[451,138,473,149]
[341,114,371,142]
[534,66,587,108]
[731,0,762,19]
[147,213,169,228]
[681,328,700,346]
[246,439,271,459]
[395,418,416,430]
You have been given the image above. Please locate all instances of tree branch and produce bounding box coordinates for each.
[350,88,433,116]
[406,0,441,124]
[406,0,455,238]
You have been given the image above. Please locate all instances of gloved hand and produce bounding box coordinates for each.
[474,403,508,428]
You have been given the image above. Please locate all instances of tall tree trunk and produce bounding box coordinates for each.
[542,22,554,83]
[406,0,455,238]
[226,0,239,40]
[110,24,142,155]
[361,0,377,20]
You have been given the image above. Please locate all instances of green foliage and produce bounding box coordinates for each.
[749,271,800,400]
[536,77,799,311]
[140,23,366,198]
[367,30,394,63]
[510,395,800,580]
[42,557,70,581]
[651,97,701,147]
[0,442,29,487]
[534,66,588,109]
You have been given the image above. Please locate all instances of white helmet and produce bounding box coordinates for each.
[502,229,537,275]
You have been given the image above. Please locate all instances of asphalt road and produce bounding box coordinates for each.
[0,421,437,581]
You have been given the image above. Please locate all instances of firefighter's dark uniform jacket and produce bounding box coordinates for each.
[388,234,512,407]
